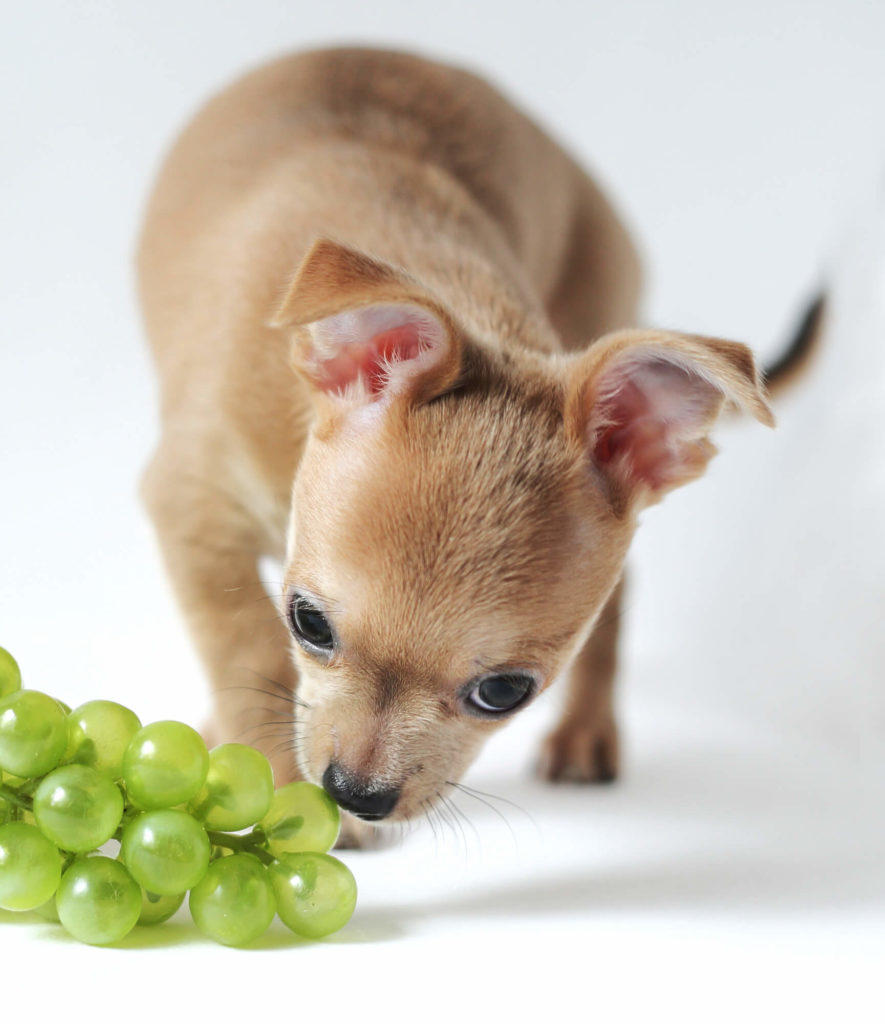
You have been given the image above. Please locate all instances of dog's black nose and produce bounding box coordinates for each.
[322,761,400,820]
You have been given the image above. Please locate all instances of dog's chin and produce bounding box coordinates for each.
[336,812,400,850]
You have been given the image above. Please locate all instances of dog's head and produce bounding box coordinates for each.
[272,239,772,825]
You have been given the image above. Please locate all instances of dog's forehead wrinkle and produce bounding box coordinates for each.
[365,394,578,568]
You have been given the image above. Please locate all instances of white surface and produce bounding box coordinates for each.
[2,1,884,1020]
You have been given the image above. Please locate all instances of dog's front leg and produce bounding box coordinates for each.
[539,576,624,783]
[141,450,301,785]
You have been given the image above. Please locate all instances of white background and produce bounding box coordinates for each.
[1,1,884,1020]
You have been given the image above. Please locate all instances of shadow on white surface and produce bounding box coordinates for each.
[353,722,883,931]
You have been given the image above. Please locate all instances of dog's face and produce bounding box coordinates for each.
[274,240,773,825]
[286,362,633,822]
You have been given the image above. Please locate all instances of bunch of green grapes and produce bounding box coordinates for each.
[0,646,356,947]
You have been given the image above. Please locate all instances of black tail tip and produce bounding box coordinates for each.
[764,291,827,388]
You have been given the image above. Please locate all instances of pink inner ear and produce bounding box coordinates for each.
[595,377,667,489]
[304,303,445,402]
[316,324,424,396]
[592,359,720,492]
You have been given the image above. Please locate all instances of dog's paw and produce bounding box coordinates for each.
[537,715,619,783]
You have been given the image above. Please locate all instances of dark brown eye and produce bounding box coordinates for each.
[289,595,334,653]
[465,673,535,715]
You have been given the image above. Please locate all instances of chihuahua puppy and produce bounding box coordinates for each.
[138,47,775,844]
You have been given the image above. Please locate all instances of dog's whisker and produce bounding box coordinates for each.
[235,709,301,724]
[447,780,537,828]
[431,800,450,849]
[233,720,296,740]
[448,799,471,860]
[219,678,294,700]
[243,738,301,759]
[264,737,302,761]
[255,609,291,627]
[239,727,299,746]
[225,674,313,711]
[238,668,295,696]
[437,791,470,861]
[235,717,299,735]
[244,592,285,607]
[435,792,459,845]
[444,791,481,850]
[421,798,441,855]
[239,718,301,736]
[221,579,285,596]
[431,791,453,844]
[445,781,521,844]
[254,729,301,749]
[216,684,308,712]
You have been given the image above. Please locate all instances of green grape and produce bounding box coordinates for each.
[56,856,141,945]
[0,822,62,911]
[268,852,357,939]
[0,648,22,699]
[189,743,274,831]
[120,809,210,895]
[138,888,185,925]
[33,895,60,922]
[0,690,68,777]
[189,853,276,946]
[122,720,209,809]
[66,700,142,778]
[33,764,124,853]
[259,781,340,856]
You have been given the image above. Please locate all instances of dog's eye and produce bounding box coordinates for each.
[289,595,334,653]
[464,673,535,715]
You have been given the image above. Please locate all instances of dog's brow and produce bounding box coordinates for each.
[374,670,403,714]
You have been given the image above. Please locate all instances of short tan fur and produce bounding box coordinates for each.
[138,47,772,844]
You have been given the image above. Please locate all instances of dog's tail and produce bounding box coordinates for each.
[762,291,827,397]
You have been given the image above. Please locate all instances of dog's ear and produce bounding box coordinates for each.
[271,239,460,408]
[565,328,774,511]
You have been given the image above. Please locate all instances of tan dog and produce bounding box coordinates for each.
[138,47,782,844]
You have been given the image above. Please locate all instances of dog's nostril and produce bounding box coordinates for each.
[322,761,400,820]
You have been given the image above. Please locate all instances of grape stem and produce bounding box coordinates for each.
[0,782,32,813]
[205,829,276,866]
